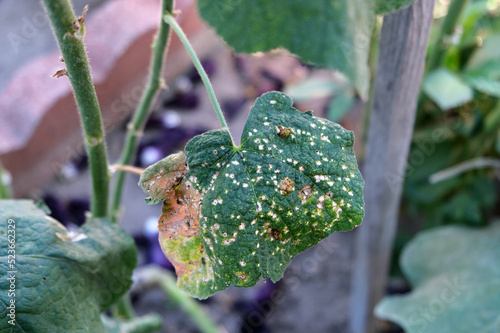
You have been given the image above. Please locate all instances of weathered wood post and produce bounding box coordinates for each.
[349,0,435,332]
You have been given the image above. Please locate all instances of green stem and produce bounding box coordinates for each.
[111,0,174,222]
[427,0,470,70]
[0,162,12,199]
[112,294,137,319]
[150,268,219,333]
[164,14,230,133]
[43,0,109,218]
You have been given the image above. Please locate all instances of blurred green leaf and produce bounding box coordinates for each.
[284,77,340,102]
[466,34,500,70]
[463,76,500,97]
[197,0,372,99]
[328,90,355,122]
[423,68,474,110]
[376,222,500,333]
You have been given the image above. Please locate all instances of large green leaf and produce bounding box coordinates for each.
[0,200,137,332]
[374,0,416,14]
[375,223,500,333]
[140,92,364,298]
[197,0,372,99]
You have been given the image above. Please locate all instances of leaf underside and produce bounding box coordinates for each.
[0,200,137,333]
[140,91,364,299]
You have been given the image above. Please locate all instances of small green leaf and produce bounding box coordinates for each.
[375,222,500,333]
[0,200,137,332]
[374,0,416,14]
[197,0,372,99]
[423,68,474,110]
[141,92,364,298]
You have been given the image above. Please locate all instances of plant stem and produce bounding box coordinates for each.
[110,0,174,222]
[427,0,470,70]
[112,294,137,319]
[164,13,230,132]
[138,267,219,333]
[0,162,12,199]
[429,157,500,183]
[43,0,109,218]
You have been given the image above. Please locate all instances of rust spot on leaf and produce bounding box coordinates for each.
[277,125,292,138]
[298,184,313,200]
[279,177,295,195]
[270,228,282,241]
[158,179,203,277]
[235,272,248,281]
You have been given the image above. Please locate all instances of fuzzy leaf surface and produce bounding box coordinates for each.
[375,223,500,333]
[0,200,137,332]
[142,92,364,298]
[197,0,372,99]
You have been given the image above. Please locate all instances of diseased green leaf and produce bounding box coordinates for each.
[375,222,500,333]
[374,0,416,14]
[140,92,364,298]
[197,0,372,99]
[423,68,474,110]
[0,200,137,332]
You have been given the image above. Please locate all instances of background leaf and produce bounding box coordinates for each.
[375,222,500,333]
[422,68,474,110]
[142,91,364,298]
[197,0,373,99]
[0,200,137,332]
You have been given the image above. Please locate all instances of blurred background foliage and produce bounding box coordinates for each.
[405,0,500,229]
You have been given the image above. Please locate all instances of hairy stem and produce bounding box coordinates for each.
[110,0,174,222]
[164,13,230,134]
[43,0,109,217]
[0,163,12,199]
[428,0,470,70]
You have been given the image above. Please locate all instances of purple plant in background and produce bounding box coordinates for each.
[187,58,216,83]
[237,279,278,333]
[42,194,68,225]
[41,194,90,227]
